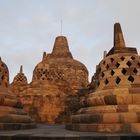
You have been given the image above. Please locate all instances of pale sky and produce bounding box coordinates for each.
[0,0,140,83]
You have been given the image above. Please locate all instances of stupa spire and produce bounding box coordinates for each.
[20,65,23,73]
[42,52,46,61]
[51,36,73,58]
[114,23,126,48]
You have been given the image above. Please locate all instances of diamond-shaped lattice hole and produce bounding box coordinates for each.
[105,79,109,85]
[103,61,106,65]
[110,58,114,62]
[106,64,109,70]
[137,62,140,67]
[98,67,101,72]
[128,75,134,83]
[133,68,138,74]
[131,56,135,60]
[120,56,125,61]
[116,62,120,68]
[102,72,105,78]
[126,61,132,67]
[111,70,115,76]
[122,68,127,75]
[116,77,121,84]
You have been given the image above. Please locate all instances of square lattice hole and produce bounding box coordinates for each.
[121,68,127,75]
[116,77,121,84]
[103,61,106,65]
[133,68,138,74]
[102,72,105,78]
[126,61,132,67]
[116,62,120,68]
[128,75,134,83]
[120,56,125,61]
[106,64,109,70]
[111,70,115,76]
[105,79,109,85]
[131,56,135,60]
[110,58,114,62]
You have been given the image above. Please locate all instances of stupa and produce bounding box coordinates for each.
[66,23,140,133]
[0,58,35,130]
[11,65,28,96]
[13,36,89,123]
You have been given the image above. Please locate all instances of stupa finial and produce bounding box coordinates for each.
[42,52,46,61]
[114,23,126,48]
[20,65,23,73]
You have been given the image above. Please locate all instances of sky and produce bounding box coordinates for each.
[0,0,140,83]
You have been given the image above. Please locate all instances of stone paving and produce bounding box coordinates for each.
[0,124,139,140]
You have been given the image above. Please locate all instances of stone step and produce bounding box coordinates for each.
[66,123,140,133]
[71,112,140,124]
[0,114,31,123]
[86,94,140,106]
[0,106,27,115]
[0,123,36,130]
[78,104,140,114]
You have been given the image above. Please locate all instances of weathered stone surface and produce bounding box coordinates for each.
[0,58,35,130]
[66,23,140,133]
[11,36,89,123]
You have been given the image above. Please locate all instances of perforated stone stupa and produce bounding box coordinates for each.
[11,65,28,96]
[66,23,140,133]
[12,36,89,123]
[0,58,35,130]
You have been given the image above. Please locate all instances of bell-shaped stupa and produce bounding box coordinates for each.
[17,36,89,123]
[0,58,35,130]
[11,66,28,95]
[66,23,140,133]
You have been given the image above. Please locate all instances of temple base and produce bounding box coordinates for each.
[66,123,140,133]
[0,123,36,130]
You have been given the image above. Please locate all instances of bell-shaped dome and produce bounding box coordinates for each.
[32,36,89,91]
[66,23,140,133]
[12,65,28,86]
[0,57,9,88]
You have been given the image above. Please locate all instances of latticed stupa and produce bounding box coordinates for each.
[66,23,140,133]
[11,65,28,96]
[12,36,89,123]
[0,58,35,130]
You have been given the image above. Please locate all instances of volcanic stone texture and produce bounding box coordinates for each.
[66,23,140,133]
[0,58,35,130]
[11,36,89,123]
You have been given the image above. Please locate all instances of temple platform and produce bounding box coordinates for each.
[0,124,140,140]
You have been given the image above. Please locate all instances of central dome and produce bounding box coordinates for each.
[32,36,89,91]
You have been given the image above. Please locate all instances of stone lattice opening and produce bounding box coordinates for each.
[110,58,114,62]
[102,72,105,78]
[116,76,121,84]
[131,56,135,60]
[105,79,109,85]
[97,81,100,86]
[133,68,138,74]
[98,67,101,72]
[120,56,125,61]
[111,70,115,76]
[137,62,140,67]
[128,75,134,83]
[103,61,106,65]
[106,64,109,70]
[116,62,120,68]
[121,68,127,75]
[126,61,132,67]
